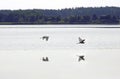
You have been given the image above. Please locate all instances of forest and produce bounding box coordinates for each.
[0,7,120,24]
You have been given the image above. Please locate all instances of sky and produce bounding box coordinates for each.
[0,0,120,10]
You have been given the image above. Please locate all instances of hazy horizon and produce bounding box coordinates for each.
[0,0,120,10]
[0,6,119,10]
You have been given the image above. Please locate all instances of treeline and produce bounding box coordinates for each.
[0,7,120,24]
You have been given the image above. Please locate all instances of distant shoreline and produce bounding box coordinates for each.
[0,7,120,25]
[0,22,119,25]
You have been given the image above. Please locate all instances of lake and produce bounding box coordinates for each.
[0,25,120,79]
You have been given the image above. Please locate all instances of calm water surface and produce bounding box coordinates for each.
[0,25,120,79]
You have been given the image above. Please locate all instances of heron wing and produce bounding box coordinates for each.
[79,37,82,41]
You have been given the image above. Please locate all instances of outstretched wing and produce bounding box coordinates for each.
[79,37,82,41]
[46,37,49,41]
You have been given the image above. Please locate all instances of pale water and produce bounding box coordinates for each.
[0,25,120,79]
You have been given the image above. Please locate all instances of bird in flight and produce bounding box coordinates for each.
[77,37,85,44]
[42,57,49,62]
[41,36,49,41]
[77,55,85,62]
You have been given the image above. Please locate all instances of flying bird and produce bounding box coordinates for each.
[77,37,85,44]
[42,57,49,62]
[41,36,49,41]
[77,55,85,62]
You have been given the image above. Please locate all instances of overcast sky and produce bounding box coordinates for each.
[0,0,120,10]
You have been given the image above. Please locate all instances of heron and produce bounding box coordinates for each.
[41,36,49,41]
[77,37,85,44]
[42,57,49,62]
[77,55,85,62]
